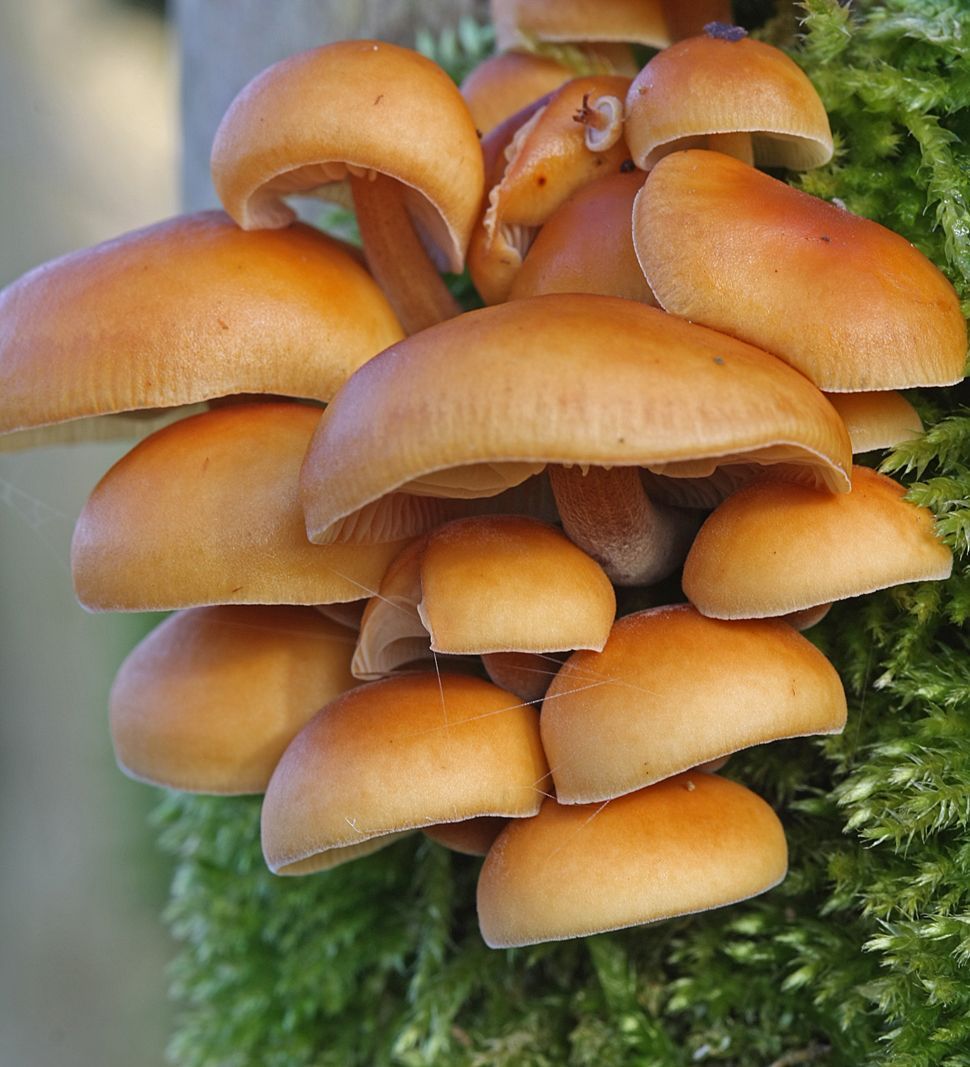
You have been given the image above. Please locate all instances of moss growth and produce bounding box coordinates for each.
[157,3,970,1063]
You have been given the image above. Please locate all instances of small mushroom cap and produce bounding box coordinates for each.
[72,403,406,612]
[541,604,846,803]
[482,75,632,230]
[634,151,968,391]
[211,40,483,271]
[492,0,670,51]
[625,34,833,170]
[260,673,550,875]
[420,516,616,654]
[470,75,632,303]
[477,772,788,947]
[109,606,357,794]
[510,169,656,302]
[300,294,852,544]
[353,516,615,680]
[824,391,923,453]
[0,212,402,443]
[462,52,576,134]
[682,466,954,618]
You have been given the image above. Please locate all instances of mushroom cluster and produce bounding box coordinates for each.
[1,3,964,954]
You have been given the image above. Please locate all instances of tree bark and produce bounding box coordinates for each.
[176,0,488,210]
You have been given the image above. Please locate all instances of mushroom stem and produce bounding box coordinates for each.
[574,94,625,152]
[782,603,833,631]
[351,173,463,335]
[707,131,754,164]
[549,465,697,586]
[482,650,565,704]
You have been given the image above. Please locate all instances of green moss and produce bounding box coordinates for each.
[157,4,970,1063]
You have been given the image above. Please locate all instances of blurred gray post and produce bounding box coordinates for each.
[176,0,488,211]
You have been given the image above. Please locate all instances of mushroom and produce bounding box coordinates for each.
[509,169,656,302]
[72,402,407,611]
[260,673,549,875]
[824,391,923,453]
[299,296,852,578]
[210,40,484,334]
[633,150,968,390]
[351,515,616,680]
[468,75,633,304]
[109,606,356,794]
[0,212,403,448]
[682,466,954,619]
[624,27,833,170]
[492,0,667,51]
[481,649,568,704]
[461,46,636,135]
[540,604,846,803]
[477,772,787,947]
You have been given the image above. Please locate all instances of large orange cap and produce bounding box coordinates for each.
[625,32,833,170]
[211,40,482,270]
[72,403,407,612]
[541,604,846,803]
[109,606,357,794]
[477,773,787,947]
[634,151,967,391]
[260,673,550,875]
[0,212,402,446]
[682,466,954,618]
[300,294,852,545]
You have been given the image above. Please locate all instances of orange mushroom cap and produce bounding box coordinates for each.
[72,403,406,612]
[211,40,482,268]
[491,0,670,51]
[0,212,402,445]
[625,31,833,170]
[477,773,787,947]
[300,295,852,546]
[351,516,616,679]
[541,604,846,803]
[824,391,923,453]
[469,75,632,303]
[109,606,357,794]
[510,169,655,302]
[634,150,967,391]
[682,466,954,618]
[261,673,549,875]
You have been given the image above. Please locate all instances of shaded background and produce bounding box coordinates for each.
[0,2,484,1064]
[0,1,174,1063]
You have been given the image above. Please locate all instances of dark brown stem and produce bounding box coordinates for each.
[351,172,462,335]
[549,465,697,586]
